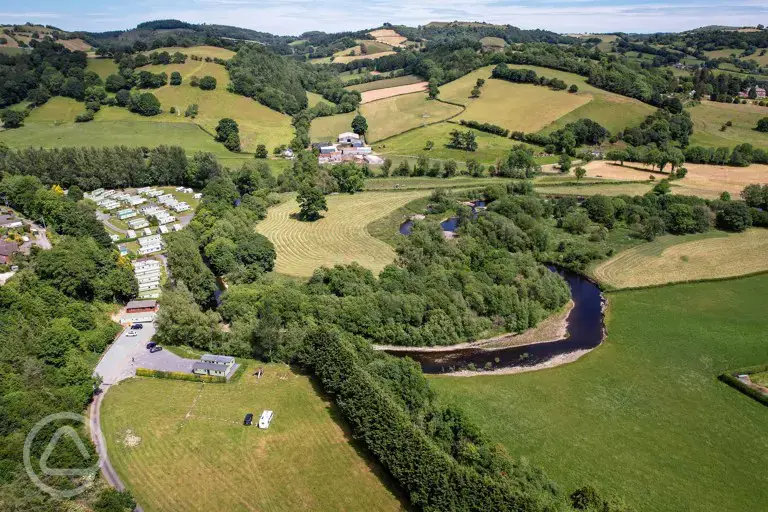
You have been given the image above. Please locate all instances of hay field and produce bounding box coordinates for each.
[360,82,428,103]
[146,45,236,60]
[102,367,405,512]
[368,29,407,47]
[688,101,768,149]
[309,112,356,142]
[256,191,428,276]
[480,37,506,49]
[534,182,655,197]
[593,229,768,288]
[374,122,528,163]
[346,75,424,93]
[584,161,768,198]
[60,38,92,52]
[362,94,463,142]
[440,65,653,135]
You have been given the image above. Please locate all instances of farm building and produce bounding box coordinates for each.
[0,215,23,229]
[192,354,237,378]
[338,132,363,145]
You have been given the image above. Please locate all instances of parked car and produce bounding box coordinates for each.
[149,346,163,353]
[258,410,274,429]
[243,413,254,426]
[146,341,156,349]
[131,323,144,330]
[126,330,137,337]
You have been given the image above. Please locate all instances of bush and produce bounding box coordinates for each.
[716,201,752,232]
[756,117,768,132]
[170,71,182,86]
[75,110,95,123]
[719,368,768,407]
[1,109,25,128]
[198,75,217,90]
[569,84,579,93]
[136,367,226,383]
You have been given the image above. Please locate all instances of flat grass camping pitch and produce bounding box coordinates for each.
[101,365,405,512]
[255,191,429,276]
[592,229,768,289]
[688,100,768,149]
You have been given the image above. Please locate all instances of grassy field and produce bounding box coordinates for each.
[479,36,506,49]
[373,122,527,163]
[688,101,768,149]
[147,46,236,60]
[346,75,424,93]
[86,57,119,79]
[101,366,405,512]
[592,229,768,288]
[533,182,655,197]
[256,191,428,276]
[364,176,515,190]
[310,94,462,143]
[439,65,654,135]
[307,91,333,107]
[432,275,768,512]
[2,51,294,156]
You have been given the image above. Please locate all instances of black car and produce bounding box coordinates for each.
[149,346,163,353]
[146,341,156,350]
[243,413,254,426]
[131,323,144,330]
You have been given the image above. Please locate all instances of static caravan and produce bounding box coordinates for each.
[259,410,274,429]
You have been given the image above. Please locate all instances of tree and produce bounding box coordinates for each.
[424,140,434,151]
[130,92,161,116]
[558,153,572,173]
[443,159,458,178]
[93,489,136,512]
[215,118,240,152]
[466,159,484,177]
[170,71,182,86]
[427,78,439,99]
[297,185,327,221]
[330,163,365,193]
[574,166,587,181]
[756,117,768,132]
[717,202,752,232]
[68,185,84,202]
[606,149,628,166]
[1,109,25,129]
[470,86,481,98]
[568,84,578,93]
[198,75,217,90]
[155,282,223,349]
[351,114,368,136]
[653,178,671,195]
[584,195,615,226]
[254,144,268,158]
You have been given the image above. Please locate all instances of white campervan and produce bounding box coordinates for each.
[258,410,274,429]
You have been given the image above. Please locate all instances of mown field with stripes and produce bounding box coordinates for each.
[101,367,405,512]
[592,229,768,289]
[256,191,429,277]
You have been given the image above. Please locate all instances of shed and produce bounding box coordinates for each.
[125,299,158,313]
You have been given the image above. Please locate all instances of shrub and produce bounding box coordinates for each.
[569,84,579,93]
[756,117,768,132]
[198,76,217,90]
[136,367,226,383]
[75,110,95,123]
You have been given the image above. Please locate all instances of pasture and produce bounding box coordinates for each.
[439,65,654,135]
[360,82,428,104]
[533,182,655,197]
[86,57,118,79]
[368,29,407,47]
[688,100,768,149]
[432,275,768,512]
[374,122,532,163]
[255,191,428,276]
[101,366,405,512]
[592,229,768,289]
[307,91,333,107]
[346,75,425,93]
[310,93,462,143]
[147,45,236,60]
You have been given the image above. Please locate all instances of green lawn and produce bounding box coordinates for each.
[431,275,768,512]
[102,365,406,512]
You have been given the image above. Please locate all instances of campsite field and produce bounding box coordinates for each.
[688,100,768,149]
[431,275,768,512]
[256,191,428,276]
[592,229,768,289]
[101,366,405,512]
[310,93,462,143]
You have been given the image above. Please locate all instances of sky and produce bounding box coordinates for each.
[2,0,768,35]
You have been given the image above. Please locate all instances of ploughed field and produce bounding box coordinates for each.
[431,274,768,512]
[255,191,428,277]
[592,229,768,289]
[101,365,405,512]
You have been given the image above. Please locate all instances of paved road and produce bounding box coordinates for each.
[91,321,200,511]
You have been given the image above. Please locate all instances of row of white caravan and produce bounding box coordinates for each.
[124,223,182,242]
[138,234,164,256]
[132,258,161,295]
[88,189,146,208]
[157,194,191,213]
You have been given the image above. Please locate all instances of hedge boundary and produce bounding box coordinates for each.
[718,364,768,406]
[603,268,768,294]
[136,367,226,383]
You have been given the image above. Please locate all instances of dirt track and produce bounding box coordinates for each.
[360,82,428,103]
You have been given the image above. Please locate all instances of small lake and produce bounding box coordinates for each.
[399,200,485,236]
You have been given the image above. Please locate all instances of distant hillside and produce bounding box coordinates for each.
[410,21,575,44]
[0,23,92,52]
